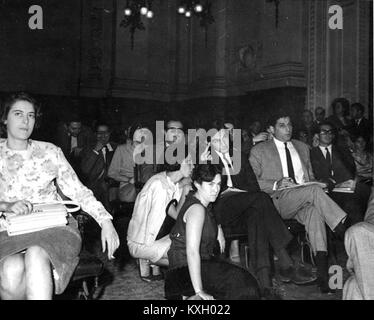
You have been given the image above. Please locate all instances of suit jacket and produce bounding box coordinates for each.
[210,149,260,194]
[350,117,372,140]
[296,123,319,146]
[326,115,352,131]
[56,123,95,159]
[80,142,117,187]
[310,145,354,186]
[249,139,315,195]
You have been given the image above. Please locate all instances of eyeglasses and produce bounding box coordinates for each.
[320,129,334,135]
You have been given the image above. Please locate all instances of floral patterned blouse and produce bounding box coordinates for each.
[0,139,112,229]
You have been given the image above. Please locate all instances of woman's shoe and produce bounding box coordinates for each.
[138,258,151,278]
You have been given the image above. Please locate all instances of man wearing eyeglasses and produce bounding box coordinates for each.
[310,122,370,225]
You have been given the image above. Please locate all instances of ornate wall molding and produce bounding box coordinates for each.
[80,0,105,92]
[305,0,370,114]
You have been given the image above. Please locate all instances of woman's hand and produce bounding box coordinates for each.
[7,200,33,215]
[101,219,120,260]
[217,225,226,254]
[196,290,215,300]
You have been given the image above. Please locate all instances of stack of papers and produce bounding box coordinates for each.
[332,187,354,193]
[4,203,68,236]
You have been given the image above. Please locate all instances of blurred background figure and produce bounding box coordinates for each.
[314,106,326,125]
[351,135,373,185]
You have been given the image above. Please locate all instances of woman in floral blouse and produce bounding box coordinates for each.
[0,92,119,300]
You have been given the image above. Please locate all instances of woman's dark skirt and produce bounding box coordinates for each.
[0,216,82,295]
[165,259,260,300]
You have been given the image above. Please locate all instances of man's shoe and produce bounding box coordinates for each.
[141,274,164,282]
[279,266,317,285]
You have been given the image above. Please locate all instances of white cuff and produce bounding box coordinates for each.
[272,181,278,191]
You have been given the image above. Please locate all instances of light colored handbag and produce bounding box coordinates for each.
[3,201,80,236]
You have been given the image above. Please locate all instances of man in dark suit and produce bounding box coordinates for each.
[310,121,370,224]
[296,110,319,147]
[81,123,117,211]
[208,123,316,297]
[350,103,372,141]
[314,106,326,125]
[55,114,94,177]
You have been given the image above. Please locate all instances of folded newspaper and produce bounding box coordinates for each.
[3,202,80,236]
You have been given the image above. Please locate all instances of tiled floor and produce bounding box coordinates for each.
[58,215,347,300]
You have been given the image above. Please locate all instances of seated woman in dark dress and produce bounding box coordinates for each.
[165,164,260,300]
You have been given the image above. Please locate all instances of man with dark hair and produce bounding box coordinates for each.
[80,123,117,211]
[55,113,94,176]
[296,110,319,147]
[127,152,193,281]
[208,124,316,298]
[250,111,349,293]
[165,119,185,147]
[314,106,326,125]
[350,103,372,140]
[310,121,370,224]
[109,125,156,203]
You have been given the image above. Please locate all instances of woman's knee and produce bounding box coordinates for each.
[24,246,50,265]
[0,255,25,289]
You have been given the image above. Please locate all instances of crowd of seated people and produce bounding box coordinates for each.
[1,91,373,300]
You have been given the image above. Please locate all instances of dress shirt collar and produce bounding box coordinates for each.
[319,144,332,154]
[273,137,292,149]
[106,143,113,152]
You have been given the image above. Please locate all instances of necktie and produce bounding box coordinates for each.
[102,146,109,171]
[284,142,295,182]
[325,147,332,177]
[224,153,233,169]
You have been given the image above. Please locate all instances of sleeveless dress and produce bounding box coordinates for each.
[165,193,260,300]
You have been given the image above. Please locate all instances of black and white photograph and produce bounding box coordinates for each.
[0,0,373,304]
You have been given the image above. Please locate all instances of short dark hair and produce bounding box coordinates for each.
[331,97,350,116]
[315,107,326,115]
[302,109,313,117]
[317,121,336,133]
[95,122,111,132]
[351,102,365,114]
[165,119,184,132]
[210,118,226,132]
[128,122,143,141]
[191,164,222,191]
[163,143,190,172]
[1,92,42,130]
[67,112,82,124]
[267,109,291,128]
